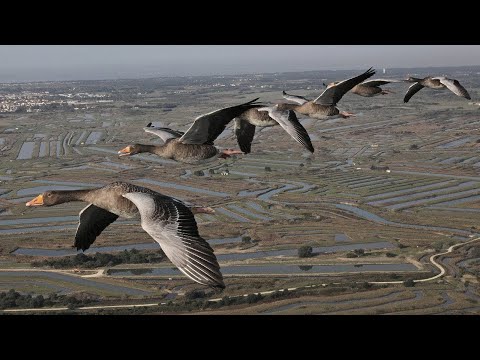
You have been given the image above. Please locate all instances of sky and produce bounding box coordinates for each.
[0,45,479,82]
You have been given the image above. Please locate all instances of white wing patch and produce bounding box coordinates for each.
[122,192,157,220]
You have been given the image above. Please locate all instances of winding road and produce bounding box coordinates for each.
[370,236,480,285]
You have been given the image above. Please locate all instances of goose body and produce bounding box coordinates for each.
[280,68,376,119]
[233,106,314,154]
[350,79,402,97]
[404,76,471,103]
[125,140,221,165]
[25,181,224,288]
[118,99,263,164]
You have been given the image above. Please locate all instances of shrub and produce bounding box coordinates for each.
[185,289,206,301]
[353,249,365,256]
[385,252,397,257]
[403,279,415,287]
[241,236,251,244]
[246,293,263,304]
[298,245,313,258]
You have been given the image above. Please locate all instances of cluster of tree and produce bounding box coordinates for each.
[298,245,313,258]
[345,249,366,258]
[32,249,165,269]
[241,236,252,244]
[0,289,97,310]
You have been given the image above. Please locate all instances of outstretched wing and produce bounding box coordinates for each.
[403,82,425,103]
[361,79,403,87]
[266,108,314,153]
[436,77,471,100]
[234,118,256,154]
[122,192,225,288]
[178,98,262,145]
[282,90,309,105]
[74,204,119,251]
[143,126,184,143]
[314,68,376,105]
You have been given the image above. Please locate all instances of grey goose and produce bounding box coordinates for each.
[118,99,263,164]
[25,181,225,289]
[278,67,376,119]
[404,76,471,103]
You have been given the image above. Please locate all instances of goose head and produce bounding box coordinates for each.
[26,191,66,207]
[118,144,143,156]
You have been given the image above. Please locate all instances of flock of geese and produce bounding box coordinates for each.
[24,68,472,289]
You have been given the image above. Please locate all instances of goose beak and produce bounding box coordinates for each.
[26,194,44,207]
[118,146,132,156]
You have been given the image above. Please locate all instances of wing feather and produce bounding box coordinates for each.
[403,82,425,103]
[143,126,184,142]
[260,107,314,153]
[122,192,225,288]
[282,90,309,105]
[178,98,262,145]
[314,68,376,105]
[438,78,471,99]
[74,204,119,251]
[234,118,256,154]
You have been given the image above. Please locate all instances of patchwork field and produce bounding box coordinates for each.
[0,67,479,314]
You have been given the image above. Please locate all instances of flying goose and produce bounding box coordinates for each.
[118,99,263,164]
[403,76,471,103]
[278,68,376,119]
[233,106,314,154]
[349,79,403,97]
[25,181,225,289]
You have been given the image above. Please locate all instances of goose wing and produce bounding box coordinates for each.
[74,204,119,251]
[435,77,471,99]
[282,90,309,105]
[361,79,403,87]
[314,68,376,105]
[234,118,256,154]
[261,107,314,153]
[143,126,184,142]
[403,82,425,103]
[178,98,262,145]
[122,192,225,288]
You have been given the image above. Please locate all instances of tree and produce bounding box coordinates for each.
[353,249,365,256]
[298,245,313,258]
[409,144,419,150]
[241,236,251,244]
[246,293,263,304]
[298,265,313,271]
[265,166,271,172]
[185,289,206,301]
[403,279,415,287]
[32,295,45,308]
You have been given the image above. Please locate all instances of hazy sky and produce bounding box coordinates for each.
[0,45,479,82]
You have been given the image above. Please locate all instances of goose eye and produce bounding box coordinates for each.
[47,193,52,197]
